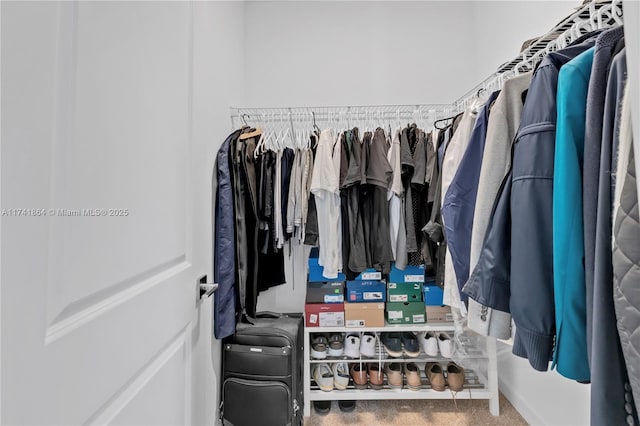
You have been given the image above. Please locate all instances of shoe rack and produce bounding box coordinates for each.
[303,323,500,417]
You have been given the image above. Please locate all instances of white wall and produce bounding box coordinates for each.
[497,343,590,425]
[191,2,245,424]
[243,1,576,107]
[470,1,577,81]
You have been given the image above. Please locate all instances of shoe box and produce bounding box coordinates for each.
[425,305,453,323]
[346,280,386,302]
[389,263,425,284]
[352,268,382,281]
[343,302,385,327]
[385,301,426,324]
[387,282,423,302]
[308,252,347,282]
[306,282,345,304]
[305,303,345,327]
[422,281,444,306]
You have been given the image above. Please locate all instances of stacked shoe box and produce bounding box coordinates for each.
[423,279,453,323]
[386,264,426,324]
[305,249,345,327]
[344,269,385,327]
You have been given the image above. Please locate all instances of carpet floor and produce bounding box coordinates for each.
[304,393,527,425]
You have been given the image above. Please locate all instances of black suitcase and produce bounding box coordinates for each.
[222,312,304,426]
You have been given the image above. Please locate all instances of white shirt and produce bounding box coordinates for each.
[310,129,342,278]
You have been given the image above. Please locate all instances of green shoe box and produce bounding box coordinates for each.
[385,301,426,324]
[387,282,423,303]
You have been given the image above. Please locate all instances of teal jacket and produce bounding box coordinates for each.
[553,47,595,382]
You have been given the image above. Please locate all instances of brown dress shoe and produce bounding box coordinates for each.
[446,361,465,391]
[384,363,403,389]
[404,362,422,390]
[425,362,446,391]
[368,363,384,390]
[350,363,368,390]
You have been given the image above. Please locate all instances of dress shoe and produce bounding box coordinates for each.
[368,363,384,390]
[350,363,368,390]
[384,362,403,389]
[446,361,465,391]
[425,362,446,391]
[404,362,422,390]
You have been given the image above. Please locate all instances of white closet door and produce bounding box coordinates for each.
[1,2,206,424]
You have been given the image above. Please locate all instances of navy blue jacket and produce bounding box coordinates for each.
[214,130,241,339]
[442,90,499,305]
[510,35,599,371]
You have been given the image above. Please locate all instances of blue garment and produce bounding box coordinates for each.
[214,130,241,339]
[442,91,500,305]
[509,31,599,372]
[553,47,595,382]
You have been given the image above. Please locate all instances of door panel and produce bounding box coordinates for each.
[1,2,199,424]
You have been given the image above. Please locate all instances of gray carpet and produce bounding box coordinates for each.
[304,393,527,425]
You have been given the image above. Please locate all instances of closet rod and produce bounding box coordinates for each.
[454,0,622,111]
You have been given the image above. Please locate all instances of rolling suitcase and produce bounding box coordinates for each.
[221,312,304,426]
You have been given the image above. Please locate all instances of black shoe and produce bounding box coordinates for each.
[313,400,331,414]
[338,400,356,412]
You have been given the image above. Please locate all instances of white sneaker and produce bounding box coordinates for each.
[360,333,377,358]
[332,362,350,390]
[344,333,361,358]
[312,363,334,391]
[437,332,454,358]
[419,331,439,357]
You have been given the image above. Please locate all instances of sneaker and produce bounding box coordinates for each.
[384,362,403,389]
[380,332,403,357]
[419,331,439,356]
[360,333,377,357]
[311,334,329,359]
[344,333,361,358]
[312,363,334,391]
[332,362,350,390]
[437,332,454,358]
[446,361,465,391]
[350,363,368,389]
[328,333,344,357]
[425,362,446,391]
[401,332,420,357]
[404,362,422,390]
[367,363,384,390]
[338,400,356,412]
[313,401,331,414]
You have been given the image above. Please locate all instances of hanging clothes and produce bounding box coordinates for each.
[552,46,595,382]
[310,129,342,278]
[342,128,367,274]
[583,26,626,364]
[464,71,532,339]
[388,129,407,269]
[442,90,500,307]
[591,47,637,425]
[213,129,242,339]
[509,32,599,372]
[613,85,640,425]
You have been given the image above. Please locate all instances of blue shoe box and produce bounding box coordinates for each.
[353,268,382,281]
[389,263,425,283]
[423,282,444,306]
[346,280,387,302]
[308,265,346,283]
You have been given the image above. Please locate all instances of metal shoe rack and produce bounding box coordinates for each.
[303,323,499,417]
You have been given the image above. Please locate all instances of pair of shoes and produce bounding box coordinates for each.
[350,363,384,390]
[312,362,350,391]
[344,332,376,358]
[380,332,420,357]
[418,331,454,358]
[384,362,422,390]
[425,361,465,391]
[311,333,345,359]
